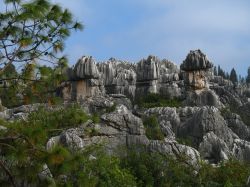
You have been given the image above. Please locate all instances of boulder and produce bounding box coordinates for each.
[101,105,145,135]
[232,139,250,162]
[199,132,230,163]
[178,106,236,148]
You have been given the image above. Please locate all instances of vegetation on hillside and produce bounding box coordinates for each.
[136,93,183,108]
[143,115,165,140]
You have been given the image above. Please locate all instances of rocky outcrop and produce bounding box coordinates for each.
[62,56,104,102]
[73,56,100,79]
[180,49,213,90]
[101,105,145,135]
[97,58,136,99]
[144,105,250,163]
[179,50,223,107]
[183,89,221,107]
[135,56,182,99]
[238,102,250,126]
[135,55,160,97]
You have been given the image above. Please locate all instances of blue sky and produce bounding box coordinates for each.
[1,0,250,76]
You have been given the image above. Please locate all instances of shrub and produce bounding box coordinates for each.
[105,103,117,113]
[136,93,182,108]
[143,115,165,140]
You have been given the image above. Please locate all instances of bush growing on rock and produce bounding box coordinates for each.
[143,115,165,140]
[136,93,182,108]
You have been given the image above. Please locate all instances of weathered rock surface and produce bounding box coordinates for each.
[73,56,100,79]
[62,56,104,102]
[101,105,145,135]
[238,102,250,126]
[180,49,213,90]
[98,58,136,99]
[183,89,221,107]
[144,105,250,163]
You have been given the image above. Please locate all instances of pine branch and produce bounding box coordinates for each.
[0,159,16,187]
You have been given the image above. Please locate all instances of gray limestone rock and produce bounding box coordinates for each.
[98,59,136,99]
[183,89,222,107]
[180,49,213,71]
[73,56,100,79]
[101,105,145,135]
[60,131,84,151]
[178,106,236,148]
[232,139,250,162]
[238,102,250,126]
[223,112,250,141]
[136,55,160,81]
[180,50,213,90]
[199,132,230,163]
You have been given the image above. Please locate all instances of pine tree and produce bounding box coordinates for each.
[230,68,238,84]
[246,67,250,84]
[0,0,83,106]
[214,66,218,76]
[0,0,83,75]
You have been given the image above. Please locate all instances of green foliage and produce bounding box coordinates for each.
[197,159,250,187]
[119,147,197,187]
[176,136,194,147]
[0,0,82,107]
[136,93,182,108]
[0,0,83,66]
[246,67,250,84]
[0,105,250,187]
[229,68,238,84]
[119,147,250,187]
[105,103,117,113]
[220,107,232,118]
[143,115,164,140]
[91,112,101,124]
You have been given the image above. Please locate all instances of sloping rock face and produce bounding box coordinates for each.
[62,56,104,102]
[145,106,250,164]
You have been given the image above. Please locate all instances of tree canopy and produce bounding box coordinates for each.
[0,0,83,72]
[0,0,83,107]
[230,68,238,84]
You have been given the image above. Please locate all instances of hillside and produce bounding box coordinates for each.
[1,50,250,186]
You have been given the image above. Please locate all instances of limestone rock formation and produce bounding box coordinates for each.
[61,56,104,102]
[135,55,160,97]
[135,55,182,99]
[180,49,213,90]
[144,105,250,163]
[97,58,136,99]
[73,56,100,79]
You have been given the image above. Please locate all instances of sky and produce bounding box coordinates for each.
[1,0,250,76]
